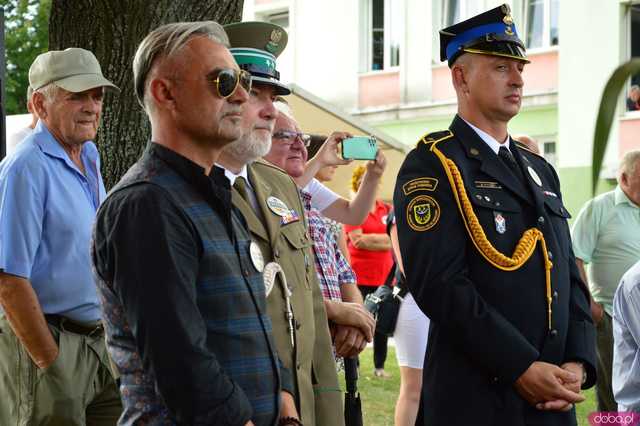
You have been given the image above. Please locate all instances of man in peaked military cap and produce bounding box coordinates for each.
[218,22,344,426]
[394,4,596,426]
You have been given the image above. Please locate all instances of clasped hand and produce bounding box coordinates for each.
[514,361,585,412]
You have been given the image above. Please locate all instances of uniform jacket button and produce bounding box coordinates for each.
[550,329,558,338]
[295,320,301,330]
[547,251,553,260]
[553,291,559,300]
[537,216,545,225]
[274,248,280,258]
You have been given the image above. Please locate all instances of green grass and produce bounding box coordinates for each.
[340,346,597,426]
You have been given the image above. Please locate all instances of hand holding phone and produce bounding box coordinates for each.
[341,136,378,160]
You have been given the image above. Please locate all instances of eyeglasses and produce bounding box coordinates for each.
[273,130,312,147]
[210,68,252,98]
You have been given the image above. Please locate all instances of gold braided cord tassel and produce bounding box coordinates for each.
[430,143,554,329]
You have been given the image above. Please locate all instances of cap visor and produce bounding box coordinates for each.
[252,76,291,96]
[55,73,120,93]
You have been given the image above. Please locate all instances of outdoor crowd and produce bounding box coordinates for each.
[0,3,640,426]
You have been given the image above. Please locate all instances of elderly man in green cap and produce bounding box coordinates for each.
[0,48,122,425]
[218,21,344,426]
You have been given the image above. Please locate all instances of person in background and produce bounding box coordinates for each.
[344,165,394,378]
[304,136,375,361]
[626,85,639,111]
[571,149,640,413]
[6,86,38,156]
[612,259,640,413]
[0,47,122,425]
[387,210,430,426]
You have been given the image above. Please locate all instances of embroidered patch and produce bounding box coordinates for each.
[406,195,440,232]
[403,177,438,195]
[475,180,502,190]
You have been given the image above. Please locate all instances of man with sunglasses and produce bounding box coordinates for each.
[92,22,287,426]
[218,21,342,426]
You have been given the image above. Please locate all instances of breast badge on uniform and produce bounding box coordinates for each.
[407,195,440,232]
[493,211,506,234]
[402,177,438,195]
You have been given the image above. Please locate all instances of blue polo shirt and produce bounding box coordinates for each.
[0,121,105,321]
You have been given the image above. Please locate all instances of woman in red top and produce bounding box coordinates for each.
[344,165,394,377]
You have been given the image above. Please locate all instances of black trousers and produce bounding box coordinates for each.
[358,285,388,369]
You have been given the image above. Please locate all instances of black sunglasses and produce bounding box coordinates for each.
[211,68,252,98]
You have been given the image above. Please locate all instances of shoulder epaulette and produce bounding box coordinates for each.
[514,140,545,160]
[417,130,454,148]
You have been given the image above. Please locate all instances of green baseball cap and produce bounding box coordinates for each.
[29,47,119,93]
[224,21,290,95]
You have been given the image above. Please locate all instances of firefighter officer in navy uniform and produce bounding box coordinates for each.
[393,5,596,426]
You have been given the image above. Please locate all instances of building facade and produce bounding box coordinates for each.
[243,0,640,215]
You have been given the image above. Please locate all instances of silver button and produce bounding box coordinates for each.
[537,216,545,224]
[495,201,501,207]
[484,196,491,202]
[547,251,553,260]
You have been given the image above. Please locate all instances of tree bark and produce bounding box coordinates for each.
[49,0,244,189]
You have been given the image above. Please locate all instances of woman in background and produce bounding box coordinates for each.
[387,211,430,426]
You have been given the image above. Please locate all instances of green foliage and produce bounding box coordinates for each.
[2,0,51,114]
[592,59,640,193]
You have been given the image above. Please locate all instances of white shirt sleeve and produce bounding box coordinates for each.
[304,178,340,212]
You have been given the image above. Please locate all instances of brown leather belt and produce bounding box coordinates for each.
[44,314,104,337]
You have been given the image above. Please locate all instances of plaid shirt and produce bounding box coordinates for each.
[301,191,356,302]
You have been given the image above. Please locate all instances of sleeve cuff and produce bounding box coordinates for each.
[564,319,597,389]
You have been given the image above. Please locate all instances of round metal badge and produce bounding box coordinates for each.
[266,196,290,217]
[527,166,543,186]
[249,241,265,272]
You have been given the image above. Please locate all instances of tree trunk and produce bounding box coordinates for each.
[49,0,244,189]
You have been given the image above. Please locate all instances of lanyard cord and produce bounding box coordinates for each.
[426,138,553,330]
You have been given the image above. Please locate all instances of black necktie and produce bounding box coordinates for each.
[233,176,250,204]
[498,146,525,184]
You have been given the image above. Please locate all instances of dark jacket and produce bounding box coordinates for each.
[393,116,596,426]
[92,143,282,426]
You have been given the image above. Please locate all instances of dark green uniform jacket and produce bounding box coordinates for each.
[232,159,344,426]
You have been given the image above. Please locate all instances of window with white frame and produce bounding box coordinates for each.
[630,4,640,86]
[525,0,559,49]
[441,0,487,28]
[542,141,556,167]
[367,0,403,71]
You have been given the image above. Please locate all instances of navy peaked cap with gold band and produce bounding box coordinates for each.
[440,3,529,67]
[224,21,291,95]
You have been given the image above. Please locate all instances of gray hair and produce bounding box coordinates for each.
[631,85,640,93]
[132,21,230,112]
[620,149,640,177]
[34,82,60,102]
